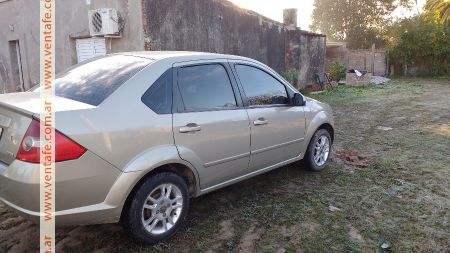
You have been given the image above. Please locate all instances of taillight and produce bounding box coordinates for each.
[16,119,87,163]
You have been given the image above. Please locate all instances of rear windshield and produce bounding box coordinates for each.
[33,55,152,106]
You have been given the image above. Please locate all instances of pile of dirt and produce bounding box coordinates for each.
[336,150,373,168]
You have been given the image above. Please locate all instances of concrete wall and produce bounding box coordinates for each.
[347,50,387,76]
[142,0,287,72]
[142,0,325,88]
[0,0,143,93]
[326,44,387,76]
[298,32,326,87]
[0,0,326,93]
[0,0,39,92]
[325,44,347,71]
[285,29,326,88]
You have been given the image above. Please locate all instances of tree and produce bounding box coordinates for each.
[425,0,450,24]
[311,0,410,49]
[388,12,450,75]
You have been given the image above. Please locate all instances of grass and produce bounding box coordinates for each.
[1,79,449,252]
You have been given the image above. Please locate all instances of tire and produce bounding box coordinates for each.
[303,129,332,172]
[122,172,190,245]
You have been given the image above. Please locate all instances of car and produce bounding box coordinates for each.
[0,51,334,244]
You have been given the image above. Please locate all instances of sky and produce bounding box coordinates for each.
[228,0,427,31]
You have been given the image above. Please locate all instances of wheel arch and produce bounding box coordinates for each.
[121,145,200,193]
[128,162,198,198]
[304,111,335,151]
[317,123,334,143]
[109,145,200,220]
[120,162,198,221]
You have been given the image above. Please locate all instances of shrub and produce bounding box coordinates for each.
[388,13,450,76]
[329,61,347,82]
[282,69,300,86]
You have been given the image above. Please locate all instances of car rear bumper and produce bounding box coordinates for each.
[0,152,141,226]
[0,197,121,226]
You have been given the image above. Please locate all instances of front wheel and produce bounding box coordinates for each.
[303,129,332,171]
[122,172,190,245]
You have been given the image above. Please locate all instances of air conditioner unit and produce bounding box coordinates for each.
[88,8,120,36]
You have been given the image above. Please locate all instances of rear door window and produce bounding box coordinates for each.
[34,55,152,106]
[177,64,237,112]
[235,64,289,106]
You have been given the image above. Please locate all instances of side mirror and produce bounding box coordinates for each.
[292,93,306,106]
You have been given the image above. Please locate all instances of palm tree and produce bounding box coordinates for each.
[425,0,450,24]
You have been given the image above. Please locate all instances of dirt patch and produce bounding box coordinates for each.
[0,221,39,253]
[278,224,299,237]
[0,216,25,230]
[54,225,122,252]
[274,180,322,195]
[347,224,364,242]
[277,221,320,238]
[205,220,235,252]
[218,220,234,240]
[238,223,264,253]
[336,150,374,168]
[301,222,320,233]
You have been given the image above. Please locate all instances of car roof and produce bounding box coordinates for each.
[116,51,257,62]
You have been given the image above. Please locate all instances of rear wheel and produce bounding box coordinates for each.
[122,172,189,244]
[303,129,332,171]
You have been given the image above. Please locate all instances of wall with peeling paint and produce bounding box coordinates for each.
[0,0,143,93]
[142,0,287,73]
[0,0,325,93]
[142,0,326,88]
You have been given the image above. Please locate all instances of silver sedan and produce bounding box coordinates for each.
[0,51,334,244]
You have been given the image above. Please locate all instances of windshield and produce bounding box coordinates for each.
[33,55,153,106]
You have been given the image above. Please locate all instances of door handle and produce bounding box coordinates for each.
[253,118,269,126]
[179,123,201,133]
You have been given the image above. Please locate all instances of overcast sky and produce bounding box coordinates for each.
[228,0,426,31]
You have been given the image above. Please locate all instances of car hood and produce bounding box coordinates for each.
[305,97,332,112]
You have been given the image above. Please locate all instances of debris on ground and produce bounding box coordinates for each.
[336,150,374,168]
[328,205,341,212]
[376,126,393,131]
[371,76,391,85]
[381,242,392,251]
[418,214,428,220]
[276,248,287,253]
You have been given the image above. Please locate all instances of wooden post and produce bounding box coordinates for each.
[371,43,375,74]
[386,49,389,77]
[404,57,407,76]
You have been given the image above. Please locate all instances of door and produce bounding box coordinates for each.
[8,40,25,92]
[233,64,306,171]
[172,63,251,189]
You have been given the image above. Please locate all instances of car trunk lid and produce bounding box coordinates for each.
[0,92,94,165]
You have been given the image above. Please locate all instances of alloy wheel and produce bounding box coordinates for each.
[141,183,183,235]
[313,135,330,166]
